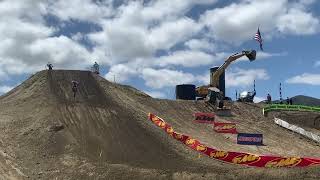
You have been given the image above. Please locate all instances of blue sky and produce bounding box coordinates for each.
[0,0,320,102]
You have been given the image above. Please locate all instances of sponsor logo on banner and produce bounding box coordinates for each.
[210,151,228,159]
[237,133,263,145]
[166,126,174,135]
[185,138,196,145]
[173,132,183,140]
[196,144,207,152]
[265,157,302,168]
[214,122,237,134]
[194,113,215,123]
[232,154,261,165]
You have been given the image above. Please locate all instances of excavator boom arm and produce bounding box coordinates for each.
[210,52,247,87]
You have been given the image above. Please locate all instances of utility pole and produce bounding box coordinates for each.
[279,83,283,101]
[235,90,238,101]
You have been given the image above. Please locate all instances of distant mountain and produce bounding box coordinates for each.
[273,95,320,106]
[291,95,320,106]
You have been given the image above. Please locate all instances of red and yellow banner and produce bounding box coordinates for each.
[148,113,320,168]
[213,122,237,134]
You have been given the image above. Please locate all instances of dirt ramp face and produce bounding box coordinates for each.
[48,70,107,106]
[45,70,193,170]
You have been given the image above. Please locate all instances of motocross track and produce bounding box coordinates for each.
[0,70,320,180]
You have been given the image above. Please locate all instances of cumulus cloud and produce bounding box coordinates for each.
[200,0,320,43]
[257,51,288,59]
[104,63,140,83]
[286,73,320,85]
[149,18,202,50]
[253,96,265,103]
[155,50,224,68]
[46,0,114,22]
[0,0,106,78]
[277,8,320,35]
[144,91,167,99]
[226,68,269,88]
[185,39,216,52]
[0,85,13,94]
[141,68,195,89]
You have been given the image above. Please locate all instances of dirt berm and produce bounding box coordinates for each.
[0,70,319,180]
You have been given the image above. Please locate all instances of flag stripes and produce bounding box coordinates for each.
[254,28,263,51]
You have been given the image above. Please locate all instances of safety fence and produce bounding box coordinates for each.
[148,113,320,168]
[274,118,320,143]
[263,104,320,116]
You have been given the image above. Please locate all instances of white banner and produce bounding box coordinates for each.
[274,118,320,143]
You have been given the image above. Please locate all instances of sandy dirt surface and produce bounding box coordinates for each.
[0,70,319,179]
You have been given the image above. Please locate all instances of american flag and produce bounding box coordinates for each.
[254,28,263,51]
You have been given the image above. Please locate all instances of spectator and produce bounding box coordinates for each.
[267,93,272,104]
[71,80,79,99]
[93,62,99,74]
[286,97,290,104]
[289,98,293,105]
[47,63,53,70]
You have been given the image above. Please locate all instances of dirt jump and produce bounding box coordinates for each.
[0,70,320,179]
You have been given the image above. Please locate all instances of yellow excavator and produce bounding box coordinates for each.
[196,50,256,107]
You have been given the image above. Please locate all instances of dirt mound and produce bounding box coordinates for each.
[0,70,320,179]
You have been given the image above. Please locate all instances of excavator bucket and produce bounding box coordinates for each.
[244,50,256,61]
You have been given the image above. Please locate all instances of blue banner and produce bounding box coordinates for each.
[237,133,263,145]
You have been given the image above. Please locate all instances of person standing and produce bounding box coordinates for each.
[93,62,99,74]
[72,80,79,99]
[267,93,272,104]
[47,63,53,70]
[289,98,293,105]
[286,97,290,104]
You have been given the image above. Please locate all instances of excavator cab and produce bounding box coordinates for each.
[206,88,232,116]
[206,87,227,107]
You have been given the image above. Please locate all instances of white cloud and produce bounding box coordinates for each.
[200,0,320,43]
[155,50,223,68]
[46,0,114,22]
[71,32,84,41]
[144,91,167,99]
[149,18,202,50]
[253,96,265,103]
[286,73,320,85]
[226,68,269,88]
[141,68,195,89]
[277,8,320,35]
[141,0,218,22]
[185,39,216,52]
[0,85,13,94]
[104,64,139,83]
[196,73,210,85]
[0,1,106,78]
[257,51,288,59]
